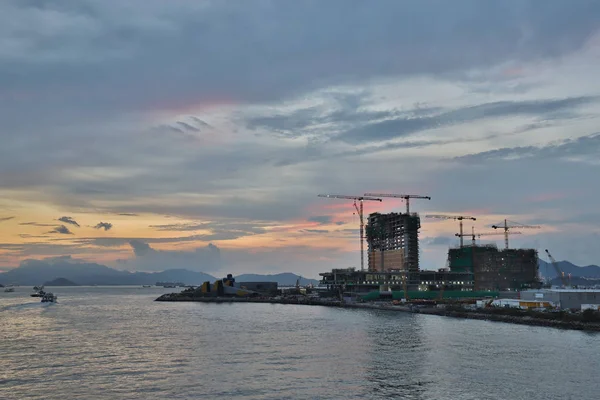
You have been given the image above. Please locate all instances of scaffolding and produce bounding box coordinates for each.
[448,245,541,291]
[366,212,421,273]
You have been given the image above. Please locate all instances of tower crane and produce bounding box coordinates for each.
[425,215,476,248]
[544,249,568,288]
[363,193,431,214]
[455,227,522,247]
[491,219,541,249]
[317,194,382,271]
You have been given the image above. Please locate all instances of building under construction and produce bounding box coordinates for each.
[366,212,421,274]
[448,244,541,291]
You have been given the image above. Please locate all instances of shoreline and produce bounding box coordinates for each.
[155,295,600,332]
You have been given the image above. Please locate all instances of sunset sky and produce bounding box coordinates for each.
[1,0,600,277]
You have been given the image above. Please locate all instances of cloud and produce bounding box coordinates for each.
[338,97,596,144]
[58,216,80,227]
[124,240,222,272]
[19,222,56,227]
[93,222,113,231]
[454,132,600,164]
[49,225,73,235]
[149,220,268,240]
[423,236,452,246]
[303,229,329,234]
[0,216,15,222]
[18,234,50,239]
[307,215,333,224]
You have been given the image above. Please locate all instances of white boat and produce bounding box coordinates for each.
[41,292,57,303]
[33,285,44,291]
[4,285,15,292]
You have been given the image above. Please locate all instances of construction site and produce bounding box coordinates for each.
[317,193,545,300]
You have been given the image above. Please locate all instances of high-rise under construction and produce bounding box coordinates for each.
[366,212,421,273]
[448,244,541,291]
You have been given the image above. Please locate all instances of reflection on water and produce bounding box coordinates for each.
[1,286,599,400]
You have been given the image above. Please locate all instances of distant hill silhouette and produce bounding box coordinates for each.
[0,259,216,286]
[0,258,320,287]
[44,277,78,286]
[538,259,600,279]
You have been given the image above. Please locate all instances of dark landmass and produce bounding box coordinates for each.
[538,259,600,279]
[0,259,318,287]
[0,260,216,286]
[156,281,185,287]
[43,277,78,286]
[156,294,600,332]
[235,273,319,286]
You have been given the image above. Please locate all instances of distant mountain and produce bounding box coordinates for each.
[538,259,600,279]
[0,259,216,286]
[235,273,319,286]
[44,277,78,286]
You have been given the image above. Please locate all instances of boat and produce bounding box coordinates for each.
[142,285,152,288]
[4,286,15,292]
[31,290,46,297]
[33,285,44,291]
[41,292,57,303]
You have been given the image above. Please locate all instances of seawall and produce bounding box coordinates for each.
[155,295,600,332]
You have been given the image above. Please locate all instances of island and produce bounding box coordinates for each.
[43,277,78,286]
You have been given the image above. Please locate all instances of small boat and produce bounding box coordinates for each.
[33,285,44,291]
[142,285,152,288]
[31,290,46,297]
[41,292,57,303]
[4,285,15,292]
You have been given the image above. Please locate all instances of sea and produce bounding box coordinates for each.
[1,286,599,400]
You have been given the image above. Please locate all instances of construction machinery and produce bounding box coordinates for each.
[492,219,541,249]
[363,193,431,214]
[455,226,522,247]
[317,194,382,271]
[425,215,477,248]
[545,249,569,288]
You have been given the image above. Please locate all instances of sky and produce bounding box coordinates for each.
[1,0,600,278]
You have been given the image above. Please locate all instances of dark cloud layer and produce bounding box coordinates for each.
[2,0,599,110]
[94,222,113,231]
[49,225,73,235]
[58,216,80,227]
[339,97,596,144]
[454,132,600,163]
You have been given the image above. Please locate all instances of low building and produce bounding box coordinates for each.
[520,289,600,310]
[319,267,477,299]
[480,298,552,309]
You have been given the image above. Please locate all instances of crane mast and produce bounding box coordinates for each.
[492,219,541,249]
[363,193,431,214]
[317,194,382,271]
[544,249,568,288]
[455,228,522,247]
[425,215,476,248]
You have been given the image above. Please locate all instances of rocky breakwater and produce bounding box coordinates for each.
[155,291,600,332]
[418,305,600,332]
[155,291,344,306]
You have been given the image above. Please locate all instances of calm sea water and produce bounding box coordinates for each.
[1,286,599,400]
